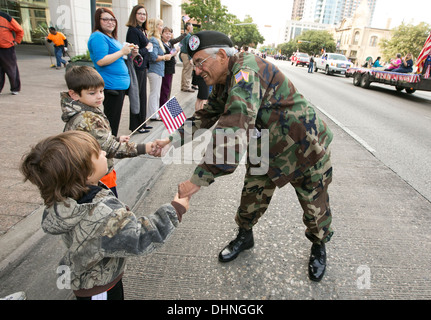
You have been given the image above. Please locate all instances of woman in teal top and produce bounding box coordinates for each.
[88,8,137,136]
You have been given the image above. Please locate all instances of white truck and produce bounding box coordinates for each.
[314,53,353,75]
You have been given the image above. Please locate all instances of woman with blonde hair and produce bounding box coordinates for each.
[147,18,172,120]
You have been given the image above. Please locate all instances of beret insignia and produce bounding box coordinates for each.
[189,35,200,51]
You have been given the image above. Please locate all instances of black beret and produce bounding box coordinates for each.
[187,31,233,57]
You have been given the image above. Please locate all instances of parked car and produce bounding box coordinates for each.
[295,53,310,67]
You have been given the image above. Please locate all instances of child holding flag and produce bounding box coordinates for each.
[61,65,153,196]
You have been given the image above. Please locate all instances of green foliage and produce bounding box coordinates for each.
[70,50,91,62]
[181,0,236,35]
[181,0,264,48]
[277,30,336,56]
[380,22,430,61]
[230,15,265,48]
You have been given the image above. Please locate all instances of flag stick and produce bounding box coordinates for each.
[128,110,159,137]
[128,96,176,137]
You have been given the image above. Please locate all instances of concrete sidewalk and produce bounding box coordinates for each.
[122,108,431,300]
[0,44,196,299]
[1,45,430,300]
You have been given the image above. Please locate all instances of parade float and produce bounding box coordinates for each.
[346,32,431,94]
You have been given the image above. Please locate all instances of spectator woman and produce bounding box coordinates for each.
[159,27,185,107]
[88,8,138,136]
[147,18,171,120]
[126,5,153,133]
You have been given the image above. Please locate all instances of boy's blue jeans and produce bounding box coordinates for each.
[54,46,66,67]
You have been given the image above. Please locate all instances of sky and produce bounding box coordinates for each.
[220,0,431,45]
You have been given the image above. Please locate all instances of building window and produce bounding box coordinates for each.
[0,0,50,43]
[353,31,360,45]
[369,36,378,47]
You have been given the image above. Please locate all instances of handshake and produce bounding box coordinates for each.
[144,138,201,222]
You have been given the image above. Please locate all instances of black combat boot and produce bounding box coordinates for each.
[308,242,326,282]
[218,228,254,262]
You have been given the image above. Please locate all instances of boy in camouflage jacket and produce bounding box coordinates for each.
[62,66,151,196]
[20,131,188,299]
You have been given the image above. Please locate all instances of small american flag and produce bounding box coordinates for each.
[158,97,186,134]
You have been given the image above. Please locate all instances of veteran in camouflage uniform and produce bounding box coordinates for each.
[153,31,333,282]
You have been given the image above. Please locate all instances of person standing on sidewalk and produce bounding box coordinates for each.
[160,26,185,107]
[147,18,172,121]
[0,11,24,95]
[179,22,194,92]
[46,27,68,69]
[88,8,136,136]
[152,31,334,282]
[126,4,153,134]
[62,65,152,197]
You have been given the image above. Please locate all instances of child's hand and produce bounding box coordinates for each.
[178,180,200,199]
[145,142,153,154]
[148,138,170,157]
[171,193,190,222]
[119,135,130,143]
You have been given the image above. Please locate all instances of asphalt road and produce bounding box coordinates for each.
[274,60,431,202]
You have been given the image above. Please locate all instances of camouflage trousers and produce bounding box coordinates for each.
[235,149,333,244]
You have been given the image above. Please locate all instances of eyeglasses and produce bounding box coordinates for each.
[100,18,116,23]
[194,55,212,70]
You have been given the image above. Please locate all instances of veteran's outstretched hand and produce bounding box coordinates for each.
[178,180,201,199]
[149,138,171,157]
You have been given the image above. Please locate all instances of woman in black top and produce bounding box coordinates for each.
[159,27,186,107]
[126,5,153,133]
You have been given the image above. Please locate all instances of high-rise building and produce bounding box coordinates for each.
[299,0,376,26]
[342,0,376,26]
[291,0,306,20]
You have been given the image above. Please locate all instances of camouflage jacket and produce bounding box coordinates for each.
[172,52,333,188]
[41,183,178,294]
[60,92,146,173]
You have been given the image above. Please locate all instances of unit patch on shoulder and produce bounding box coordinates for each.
[234,70,250,83]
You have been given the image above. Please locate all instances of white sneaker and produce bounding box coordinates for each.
[11,91,19,95]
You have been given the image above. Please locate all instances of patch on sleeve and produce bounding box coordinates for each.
[234,70,250,83]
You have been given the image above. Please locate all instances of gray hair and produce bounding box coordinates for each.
[204,46,236,57]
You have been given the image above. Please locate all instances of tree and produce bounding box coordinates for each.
[380,22,430,62]
[230,15,265,49]
[277,30,336,57]
[295,30,336,55]
[181,0,236,35]
[277,41,297,57]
